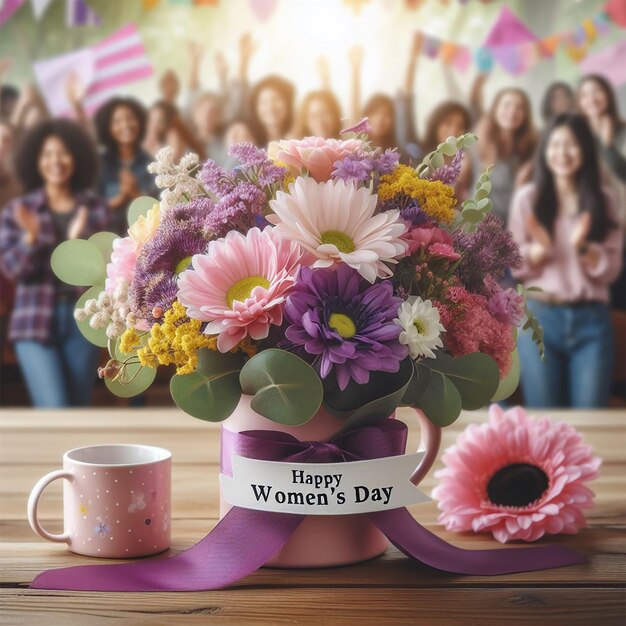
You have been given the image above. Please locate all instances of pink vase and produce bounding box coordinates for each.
[220,395,441,568]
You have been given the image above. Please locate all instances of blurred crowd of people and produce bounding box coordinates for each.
[0,32,624,409]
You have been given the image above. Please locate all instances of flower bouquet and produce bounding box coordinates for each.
[48,123,552,576]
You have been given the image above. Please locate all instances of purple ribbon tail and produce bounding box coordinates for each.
[368,508,587,575]
[30,507,304,592]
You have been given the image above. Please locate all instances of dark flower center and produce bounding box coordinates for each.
[486,463,549,507]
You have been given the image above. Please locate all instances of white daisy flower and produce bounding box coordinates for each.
[394,297,445,360]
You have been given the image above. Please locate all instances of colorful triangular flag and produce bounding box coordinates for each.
[66,0,101,26]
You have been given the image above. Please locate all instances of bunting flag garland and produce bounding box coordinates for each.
[65,0,100,27]
[414,7,620,77]
[0,0,26,26]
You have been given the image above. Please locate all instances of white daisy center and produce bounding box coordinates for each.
[226,276,270,308]
[320,230,355,254]
[175,255,193,275]
[413,319,426,335]
[328,313,357,339]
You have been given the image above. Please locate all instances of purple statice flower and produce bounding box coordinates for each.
[340,117,372,136]
[371,148,400,174]
[400,201,429,226]
[332,156,372,182]
[129,213,210,324]
[164,197,213,223]
[429,151,463,186]
[483,276,525,326]
[198,160,236,196]
[257,161,288,187]
[204,182,266,237]
[283,265,408,391]
[228,142,268,167]
[453,214,522,293]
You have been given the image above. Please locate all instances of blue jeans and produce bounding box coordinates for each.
[14,300,99,408]
[517,300,614,408]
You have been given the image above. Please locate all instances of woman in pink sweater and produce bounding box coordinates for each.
[509,113,623,408]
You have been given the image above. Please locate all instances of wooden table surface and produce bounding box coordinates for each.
[0,408,624,626]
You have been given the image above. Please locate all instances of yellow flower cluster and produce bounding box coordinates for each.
[119,301,257,375]
[377,165,457,224]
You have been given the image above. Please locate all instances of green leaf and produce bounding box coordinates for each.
[415,368,462,426]
[324,359,414,431]
[51,239,106,286]
[239,349,323,425]
[74,286,108,347]
[492,349,521,402]
[127,196,158,228]
[88,231,118,265]
[105,362,156,398]
[401,361,430,405]
[426,352,500,410]
[169,348,244,421]
[170,370,241,422]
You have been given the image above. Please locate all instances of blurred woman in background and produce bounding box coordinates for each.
[474,87,537,225]
[577,74,626,310]
[0,120,21,209]
[294,90,342,139]
[509,113,622,408]
[94,97,157,235]
[540,81,575,125]
[143,99,206,161]
[248,75,295,146]
[0,119,108,407]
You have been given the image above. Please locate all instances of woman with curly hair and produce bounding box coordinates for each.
[0,119,108,407]
[94,97,157,234]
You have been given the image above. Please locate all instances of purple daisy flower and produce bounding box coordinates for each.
[284,265,408,391]
[129,212,210,324]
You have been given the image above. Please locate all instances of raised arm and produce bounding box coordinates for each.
[469,72,489,123]
[348,45,364,124]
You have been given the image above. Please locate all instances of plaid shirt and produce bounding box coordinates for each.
[0,189,109,343]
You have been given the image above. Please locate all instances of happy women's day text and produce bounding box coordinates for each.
[250,469,394,506]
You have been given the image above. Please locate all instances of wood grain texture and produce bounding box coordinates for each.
[1,408,624,626]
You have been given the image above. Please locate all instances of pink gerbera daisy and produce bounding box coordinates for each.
[432,405,601,543]
[267,177,407,283]
[177,227,307,352]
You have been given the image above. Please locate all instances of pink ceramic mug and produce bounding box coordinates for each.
[27,444,171,558]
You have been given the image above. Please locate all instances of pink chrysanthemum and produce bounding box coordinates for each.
[432,405,601,543]
[177,227,307,352]
[105,236,139,292]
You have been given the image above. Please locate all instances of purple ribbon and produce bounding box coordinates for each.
[31,421,585,591]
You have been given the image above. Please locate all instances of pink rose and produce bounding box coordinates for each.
[268,137,364,182]
[403,226,454,255]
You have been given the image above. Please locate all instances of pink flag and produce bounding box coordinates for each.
[0,0,26,25]
[580,40,626,86]
[483,6,538,74]
[33,24,153,117]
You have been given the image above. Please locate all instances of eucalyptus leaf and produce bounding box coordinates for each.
[239,349,323,425]
[105,362,156,398]
[425,352,500,410]
[74,286,108,347]
[88,231,118,265]
[51,239,106,286]
[324,359,414,431]
[401,361,430,405]
[416,368,462,427]
[127,196,158,228]
[492,349,521,402]
[170,369,241,422]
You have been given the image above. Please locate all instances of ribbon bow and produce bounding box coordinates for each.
[31,423,585,592]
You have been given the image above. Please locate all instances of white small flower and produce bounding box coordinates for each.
[394,297,445,360]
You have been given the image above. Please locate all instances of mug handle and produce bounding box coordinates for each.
[27,470,74,543]
[407,408,442,486]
